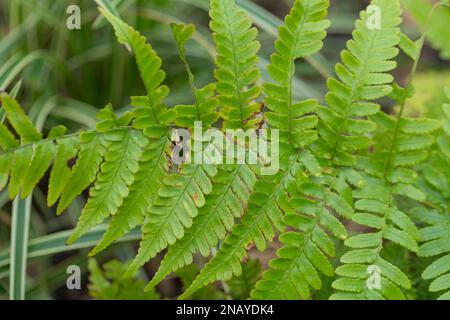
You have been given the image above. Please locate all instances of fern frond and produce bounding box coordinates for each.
[56,133,110,214]
[250,152,362,301]
[171,23,219,129]
[252,0,403,298]
[250,176,351,300]
[331,10,441,299]
[249,0,392,300]
[227,258,262,300]
[265,0,330,147]
[47,134,80,207]
[316,0,402,167]
[210,0,262,129]
[330,178,420,300]
[99,7,176,137]
[67,128,147,244]
[89,136,170,256]
[147,164,256,289]
[126,163,217,277]
[0,94,55,199]
[0,0,447,301]
[123,21,226,277]
[417,88,450,300]
[180,0,332,299]
[180,154,302,299]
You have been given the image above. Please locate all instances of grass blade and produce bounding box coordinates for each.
[0,225,142,277]
[9,196,32,300]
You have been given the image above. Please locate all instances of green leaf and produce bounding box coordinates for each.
[126,163,217,277]
[382,226,419,252]
[210,0,262,129]
[90,137,170,256]
[264,0,329,145]
[422,254,450,280]
[0,94,41,144]
[47,137,79,207]
[68,130,146,244]
[377,257,411,289]
[430,274,450,292]
[148,164,255,289]
[57,132,110,215]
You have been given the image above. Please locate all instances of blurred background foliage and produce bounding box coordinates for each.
[0,0,448,299]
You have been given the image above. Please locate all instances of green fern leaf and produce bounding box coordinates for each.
[147,164,256,289]
[0,93,41,144]
[317,0,401,166]
[180,155,302,299]
[210,0,262,129]
[250,175,351,300]
[417,90,450,299]
[89,136,170,256]
[171,23,219,129]
[47,136,80,207]
[67,128,146,244]
[20,140,55,198]
[8,146,33,199]
[327,0,427,300]
[181,0,331,299]
[264,0,330,147]
[126,163,217,277]
[99,7,176,137]
[56,132,110,215]
[0,94,48,198]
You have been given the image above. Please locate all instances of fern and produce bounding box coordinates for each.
[147,164,256,289]
[124,22,220,276]
[250,178,350,299]
[88,259,159,300]
[402,0,450,60]
[0,6,177,255]
[173,0,330,297]
[264,0,329,147]
[330,25,441,299]
[250,0,401,300]
[180,156,315,298]
[89,136,170,256]
[210,0,262,129]
[1,0,449,301]
[0,93,56,199]
[126,163,217,276]
[67,126,146,244]
[99,8,176,134]
[0,93,46,199]
[227,258,262,299]
[416,87,450,299]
